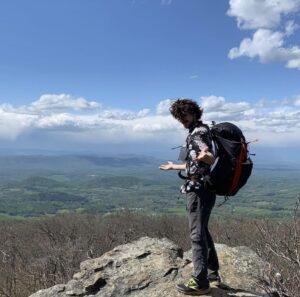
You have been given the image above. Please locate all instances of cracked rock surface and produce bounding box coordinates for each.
[29,237,266,297]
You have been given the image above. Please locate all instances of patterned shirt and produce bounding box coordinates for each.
[180,121,213,193]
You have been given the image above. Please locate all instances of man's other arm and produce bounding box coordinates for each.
[192,129,215,165]
[159,162,186,171]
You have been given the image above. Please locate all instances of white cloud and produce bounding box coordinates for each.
[0,108,37,140]
[228,0,300,69]
[200,95,251,121]
[156,99,172,115]
[0,94,300,149]
[255,98,291,108]
[294,95,300,106]
[101,108,150,120]
[229,28,300,69]
[227,0,300,30]
[229,29,284,61]
[30,94,101,112]
[199,96,300,145]
[200,96,225,111]
[36,113,80,129]
[0,96,180,146]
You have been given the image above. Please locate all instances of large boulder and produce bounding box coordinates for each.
[29,237,266,297]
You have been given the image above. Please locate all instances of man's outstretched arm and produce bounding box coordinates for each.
[159,161,186,171]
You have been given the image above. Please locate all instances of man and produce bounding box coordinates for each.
[159,99,220,295]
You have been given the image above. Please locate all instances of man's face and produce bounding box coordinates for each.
[180,113,194,129]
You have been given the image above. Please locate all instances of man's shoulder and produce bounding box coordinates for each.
[191,124,210,136]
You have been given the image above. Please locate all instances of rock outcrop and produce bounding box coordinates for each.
[29,237,267,297]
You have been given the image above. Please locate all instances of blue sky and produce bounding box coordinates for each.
[0,0,300,157]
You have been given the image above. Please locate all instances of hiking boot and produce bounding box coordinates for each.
[208,271,221,286]
[176,277,211,296]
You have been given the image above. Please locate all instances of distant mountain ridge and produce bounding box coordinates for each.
[78,155,156,167]
[0,155,163,183]
[0,155,160,169]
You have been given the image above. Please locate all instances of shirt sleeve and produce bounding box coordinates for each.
[190,126,212,154]
[186,126,212,176]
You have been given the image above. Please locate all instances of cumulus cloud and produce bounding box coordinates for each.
[200,96,225,111]
[0,95,180,147]
[0,94,300,149]
[228,29,284,61]
[200,95,251,121]
[227,0,300,30]
[197,95,300,145]
[30,94,101,112]
[228,0,300,69]
[156,99,172,115]
[101,108,150,120]
[228,28,300,69]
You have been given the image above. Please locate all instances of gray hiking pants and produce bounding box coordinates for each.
[186,187,219,287]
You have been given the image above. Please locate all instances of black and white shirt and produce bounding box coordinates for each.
[180,121,213,193]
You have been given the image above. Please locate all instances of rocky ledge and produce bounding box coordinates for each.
[30,237,268,297]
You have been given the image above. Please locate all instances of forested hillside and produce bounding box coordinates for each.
[0,155,298,219]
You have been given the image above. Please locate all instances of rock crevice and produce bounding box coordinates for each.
[29,237,267,297]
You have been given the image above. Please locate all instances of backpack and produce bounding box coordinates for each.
[202,122,253,196]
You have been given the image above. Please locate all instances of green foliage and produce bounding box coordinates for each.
[0,211,299,297]
[0,155,298,219]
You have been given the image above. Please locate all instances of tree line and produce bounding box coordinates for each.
[0,198,299,297]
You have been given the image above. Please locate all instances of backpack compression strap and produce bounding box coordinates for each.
[229,140,247,195]
[178,171,187,180]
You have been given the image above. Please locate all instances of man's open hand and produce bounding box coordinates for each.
[195,147,215,165]
[159,161,174,170]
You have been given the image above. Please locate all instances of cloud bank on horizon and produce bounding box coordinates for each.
[228,0,300,69]
[0,93,299,150]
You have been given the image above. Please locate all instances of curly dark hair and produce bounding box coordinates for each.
[169,99,203,121]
